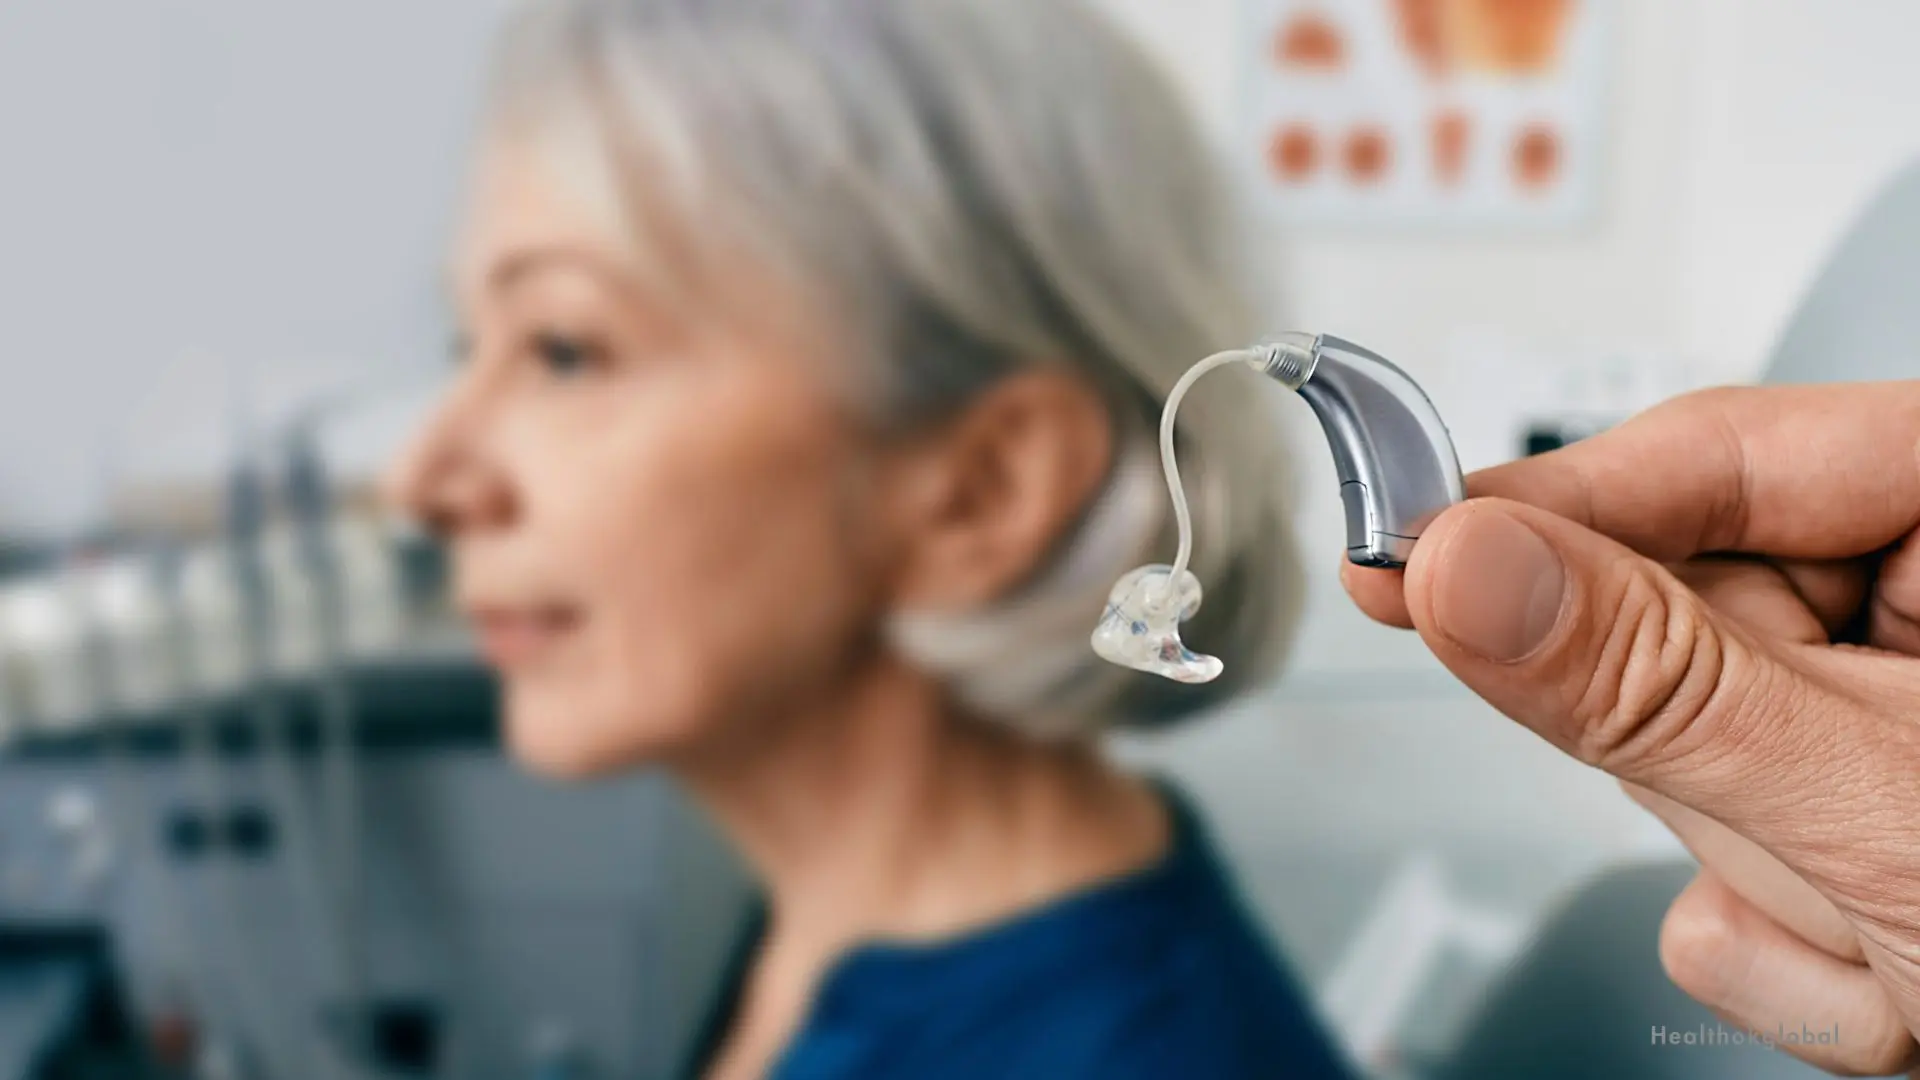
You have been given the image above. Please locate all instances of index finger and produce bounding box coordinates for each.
[1343,381,1920,626]
[1474,381,1920,561]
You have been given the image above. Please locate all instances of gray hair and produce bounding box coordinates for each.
[483,0,1305,737]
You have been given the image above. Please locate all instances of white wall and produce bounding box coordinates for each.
[1677,0,1920,373]
[1097,0,1696,371]
[0,0,513,537]
[1097,0,1920,380]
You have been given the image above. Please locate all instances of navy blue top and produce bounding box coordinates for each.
[681,784,1356,1080]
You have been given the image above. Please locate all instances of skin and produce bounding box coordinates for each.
[384,142,1170,1080]
[1342,383,1920,1077]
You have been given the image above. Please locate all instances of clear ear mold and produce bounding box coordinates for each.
[1089,564,1221,684]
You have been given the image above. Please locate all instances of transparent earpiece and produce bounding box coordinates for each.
[1091,349,1264,684]
[1090,564,1220,683]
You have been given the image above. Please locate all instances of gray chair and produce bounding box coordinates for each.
[1434,158,1920,1079]
[1764,160,1920,385]
[1434,860,1825,1080]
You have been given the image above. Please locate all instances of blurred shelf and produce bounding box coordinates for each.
[4,650,499,761]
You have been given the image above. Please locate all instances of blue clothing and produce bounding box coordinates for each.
[682,784,1356,1079]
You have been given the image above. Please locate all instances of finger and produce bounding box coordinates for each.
[1466,383,1920,564]
[1338,383,1912,631]
[1339,560,1414,630]
[1343,548,1872,645]
[1660,870,1920,1076]
[1671,558,1830,644]
[1400,497,1914,853]
[1774,558,1874,641]
[1624,780,1863,962]
[1870,530,1920,655]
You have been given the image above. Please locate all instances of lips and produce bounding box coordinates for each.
[468,605,583,668]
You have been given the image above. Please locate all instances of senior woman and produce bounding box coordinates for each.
[388,0,1350,1076]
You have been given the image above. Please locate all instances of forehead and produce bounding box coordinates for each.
[453,135,638,295]
[447,119,852,373]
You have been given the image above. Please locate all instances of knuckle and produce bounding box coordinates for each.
[1658,885,1743,1002]
[1569,569,1735,774]
[1633,388,1753,550]
[1843,1017,1920,1077]
[1670,384,1750,413]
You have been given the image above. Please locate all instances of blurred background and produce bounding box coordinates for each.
[0,0,1915,1077]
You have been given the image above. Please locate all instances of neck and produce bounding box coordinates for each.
[672,655,1169,981]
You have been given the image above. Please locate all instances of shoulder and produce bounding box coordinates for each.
[1070,785,1356,1078]
[965,870,1355,1079]
[782,783,1359,1079]
[867,885,1357,1080]
[1014,954,1356,1080]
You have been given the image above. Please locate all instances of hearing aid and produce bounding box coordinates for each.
[1092,332,1465,683]
[1257,331,1466,569]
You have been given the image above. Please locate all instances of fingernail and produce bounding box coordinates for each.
[1433,510,1567,662]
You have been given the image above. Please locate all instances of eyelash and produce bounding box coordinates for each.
[530,329,606,378]
[445,328,608,378]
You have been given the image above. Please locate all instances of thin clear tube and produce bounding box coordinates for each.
[1156,348,1258,605]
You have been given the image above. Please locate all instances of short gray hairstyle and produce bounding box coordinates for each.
[483,0,1305,737]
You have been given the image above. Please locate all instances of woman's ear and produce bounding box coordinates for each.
[882,369,1115,613]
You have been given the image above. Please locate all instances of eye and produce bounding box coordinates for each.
[532,329,606,379]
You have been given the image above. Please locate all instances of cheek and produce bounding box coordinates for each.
[499,377,882,771]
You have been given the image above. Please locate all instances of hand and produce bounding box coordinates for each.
[1342,383,1920,1076]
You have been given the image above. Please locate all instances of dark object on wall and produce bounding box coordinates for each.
[1519,415,1614,457]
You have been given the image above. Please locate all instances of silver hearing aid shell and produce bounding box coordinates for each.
[1259,332,1466,568]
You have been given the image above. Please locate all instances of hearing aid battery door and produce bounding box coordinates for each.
[1339,480,1420,569]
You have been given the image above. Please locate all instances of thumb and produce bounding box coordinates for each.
[1407,498,1920,1034]
[1401,498,1881,836]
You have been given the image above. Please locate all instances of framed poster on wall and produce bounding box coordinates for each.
[1241,0,1611,228]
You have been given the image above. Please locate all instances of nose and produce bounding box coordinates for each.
[381,384,516,537]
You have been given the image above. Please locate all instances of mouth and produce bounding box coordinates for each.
[466,603,585,669]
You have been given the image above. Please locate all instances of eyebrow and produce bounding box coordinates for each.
[443,244,625,307]
[484,246,618,294]
[443,248,576,312]
[446,243,714,349]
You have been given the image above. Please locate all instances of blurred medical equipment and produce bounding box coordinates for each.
[1098,334,1463,683]
[1426,338,1707,479]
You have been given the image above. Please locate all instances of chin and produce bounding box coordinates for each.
[500,679,694,780]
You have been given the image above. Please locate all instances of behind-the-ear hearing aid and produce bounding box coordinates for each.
[1258,331,1466,568]
[1092,332,1464,683]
